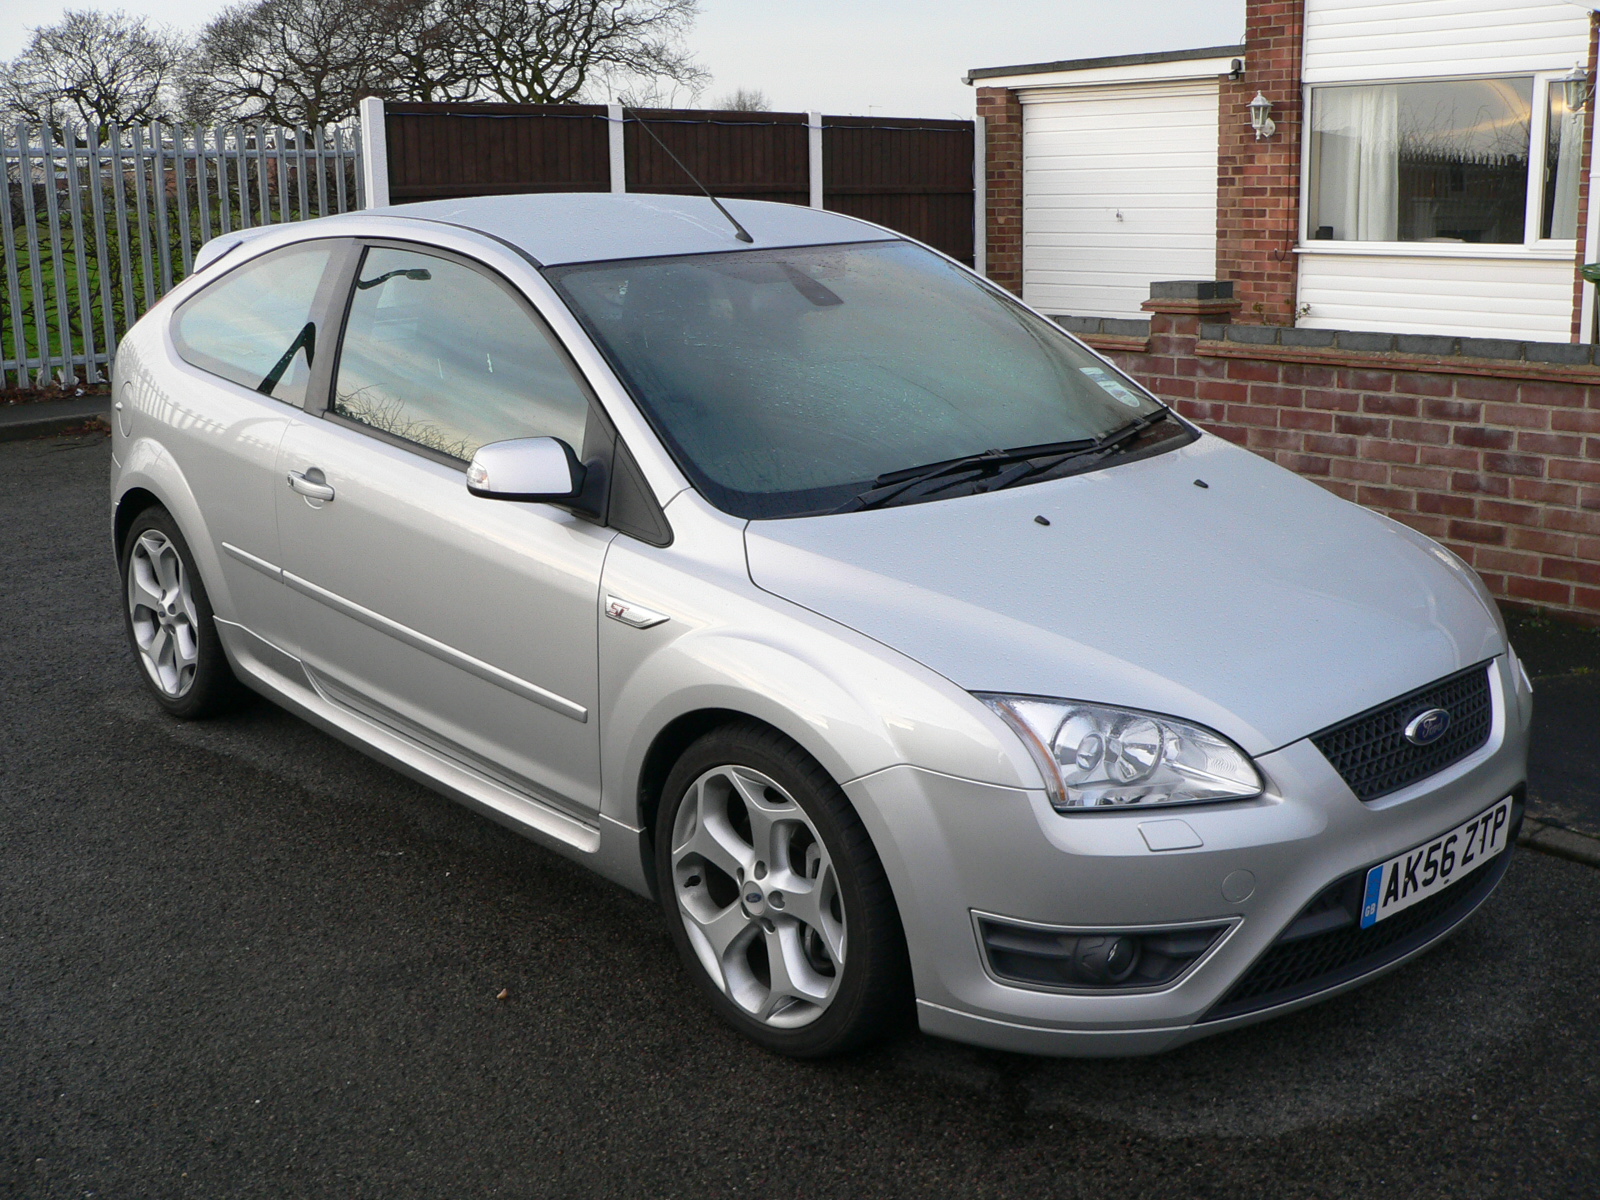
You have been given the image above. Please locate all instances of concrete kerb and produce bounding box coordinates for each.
[1519,818,1600,869]
[0,396,111,441]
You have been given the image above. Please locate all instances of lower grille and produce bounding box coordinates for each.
[1202,804,1519,1023]
[1310,662,1493,802]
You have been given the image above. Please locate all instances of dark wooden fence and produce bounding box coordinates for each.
[380,103,975,265]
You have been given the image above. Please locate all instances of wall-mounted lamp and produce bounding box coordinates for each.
[1249,92,1276,140]
[1560,63,1590,112]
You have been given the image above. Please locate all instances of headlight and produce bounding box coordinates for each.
[978,695,1263,812]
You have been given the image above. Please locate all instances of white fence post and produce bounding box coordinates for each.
[359,97,389,208]
[608,103,626,193]
[808,111,824,209]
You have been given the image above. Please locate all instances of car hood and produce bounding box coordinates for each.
[743,434,1504,756]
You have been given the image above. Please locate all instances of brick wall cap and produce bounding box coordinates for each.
[1526,342,1595,366]
[1279,327,1336,348]
[1149,280,1235,300]
[1140,296,1244,316]
[1457,337,1524,360]
[1335,331,1396,353]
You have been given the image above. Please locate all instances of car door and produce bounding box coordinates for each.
[163,239,342,647]
[274,241,615,817]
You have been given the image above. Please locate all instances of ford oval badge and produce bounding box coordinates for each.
[1404,708,1452,746]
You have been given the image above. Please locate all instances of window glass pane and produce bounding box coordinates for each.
[551,240,1167,518]
[1309,78,1532,244]
[1543,82,1582,239]
[173,242,332,404]
[333,247,591,461]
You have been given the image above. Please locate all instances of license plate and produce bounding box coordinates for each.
[1360,797,1513,929]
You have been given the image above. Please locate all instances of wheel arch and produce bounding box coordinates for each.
[111,439,233,617]
[633,706,812,899]
[113,486,164,562]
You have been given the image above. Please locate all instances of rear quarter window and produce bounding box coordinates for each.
[172,241,334,405]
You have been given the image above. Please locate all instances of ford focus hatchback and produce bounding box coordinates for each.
[110,194,1530,1057]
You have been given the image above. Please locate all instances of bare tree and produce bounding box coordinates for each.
[185,0,395,127]
[187,0,707,124]
[0,9,188,134]
[377,0,478,105]
[458,0,708,105]
[710,87,769,112]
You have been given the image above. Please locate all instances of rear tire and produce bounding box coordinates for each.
[655,721,911,1057]
[119,505,247,719]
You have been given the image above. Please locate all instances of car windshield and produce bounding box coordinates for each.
[548,240,1175,518]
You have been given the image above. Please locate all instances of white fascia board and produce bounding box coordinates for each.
[980,56,1237,92]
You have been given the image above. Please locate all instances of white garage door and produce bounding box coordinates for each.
[1022,81,1220,320]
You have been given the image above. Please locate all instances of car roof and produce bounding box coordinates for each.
[347,193,901,266]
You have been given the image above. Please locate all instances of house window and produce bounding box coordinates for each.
[1307,77,1580,246]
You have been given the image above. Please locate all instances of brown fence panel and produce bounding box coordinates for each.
[625,108,808,206]
[379,104,974,263]
[823,116,974,265]
[385,102,609,202]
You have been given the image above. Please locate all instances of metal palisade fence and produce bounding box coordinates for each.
[1,122,363,389]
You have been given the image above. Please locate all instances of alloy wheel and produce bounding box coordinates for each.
[126,529,200,698]
[669,764,847,1028]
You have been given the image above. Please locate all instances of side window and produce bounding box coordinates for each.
[173,241,333,405]
[332,246,591,462]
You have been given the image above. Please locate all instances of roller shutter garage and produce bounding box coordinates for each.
[1021,81,1220,320]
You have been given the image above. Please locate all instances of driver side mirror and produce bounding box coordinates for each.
[466,437,585,503]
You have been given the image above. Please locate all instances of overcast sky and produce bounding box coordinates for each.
[1,0,1245,118]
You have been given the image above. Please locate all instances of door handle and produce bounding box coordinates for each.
[287,470,335,501]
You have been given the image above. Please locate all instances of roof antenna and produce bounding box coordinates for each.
[627,109,755,243]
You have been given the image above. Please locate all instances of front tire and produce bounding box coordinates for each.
[119,506,246,719]
[655,722,910,1057]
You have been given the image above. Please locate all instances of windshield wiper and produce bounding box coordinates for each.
[979,408,1177,494]
[833,439,1097,513]
[831,410,1176,514]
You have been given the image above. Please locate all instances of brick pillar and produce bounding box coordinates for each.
[978,86,1023,296]
[1217,0,1306,326]
[1141,281,1242,342]
[1571,12,1600,342]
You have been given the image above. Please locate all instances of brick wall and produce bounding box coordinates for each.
[1217,0,1305,326]
[976,86,1024,296]
[1080,303,1600,624]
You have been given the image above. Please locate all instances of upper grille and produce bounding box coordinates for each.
[1310,662,1493,802]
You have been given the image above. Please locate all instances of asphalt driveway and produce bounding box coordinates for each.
[3,431,1597,1199]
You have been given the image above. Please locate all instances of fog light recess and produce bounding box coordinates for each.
[977,916,1229,990]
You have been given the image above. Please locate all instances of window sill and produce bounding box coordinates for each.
[1295,242,1577,262]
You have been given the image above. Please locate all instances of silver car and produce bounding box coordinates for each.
[109,194,1531,1058]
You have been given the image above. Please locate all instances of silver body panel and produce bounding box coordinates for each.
[110,196,1532,1056]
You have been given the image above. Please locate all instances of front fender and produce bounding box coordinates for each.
[597,518,1038,833]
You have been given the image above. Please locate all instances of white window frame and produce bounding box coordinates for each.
[1297,71,1580,262]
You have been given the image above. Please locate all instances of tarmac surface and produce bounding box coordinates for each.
[3,430,1598,1199]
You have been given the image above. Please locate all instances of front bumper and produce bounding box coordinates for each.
[845,654,1531,1056]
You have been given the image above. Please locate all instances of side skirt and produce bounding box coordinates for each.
[214,619,653,896]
